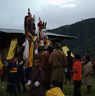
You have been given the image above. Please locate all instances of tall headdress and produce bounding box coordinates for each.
[28,8,31,14]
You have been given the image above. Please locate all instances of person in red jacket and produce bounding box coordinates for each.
[72,54,82,96]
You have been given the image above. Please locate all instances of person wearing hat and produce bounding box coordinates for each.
[24,8,35,36]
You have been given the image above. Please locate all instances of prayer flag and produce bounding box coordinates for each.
[62,46,74,57]
[6,38,17,60]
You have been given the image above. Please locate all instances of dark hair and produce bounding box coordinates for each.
[51,80,60,87]
[74,54,81,60]
[67,50,71,56]
[85,56,91,62]
[47,45,54,53]
[55,42,61,49]
[38,46,45,52]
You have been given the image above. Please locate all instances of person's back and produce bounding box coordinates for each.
[92,60,95,76]
[66,50,73,83]
[72,54,82,96]
[72,60,82,81]
[67,56,73,70]
[49,43,66,89]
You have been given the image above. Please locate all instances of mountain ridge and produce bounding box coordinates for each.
[48,18,95,58]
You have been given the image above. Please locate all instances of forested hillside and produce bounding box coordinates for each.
[48,18,95,58]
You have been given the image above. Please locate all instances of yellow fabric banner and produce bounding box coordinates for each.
[46,87,65,96]
[0,60,3,70]
[28,36,37,67]
[6,38,17,60]
[28,41,34,67]
[62,46,74,57]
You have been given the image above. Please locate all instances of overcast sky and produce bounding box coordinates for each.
[0,0,95,30]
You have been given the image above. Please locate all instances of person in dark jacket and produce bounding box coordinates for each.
[65,50,74,84]
[17,55,27,92]
[27,58,45,96]
[6,57,19,96]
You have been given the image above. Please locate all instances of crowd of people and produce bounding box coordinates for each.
[0,42,95,96]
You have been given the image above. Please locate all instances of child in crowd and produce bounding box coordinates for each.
[27,58,45,96]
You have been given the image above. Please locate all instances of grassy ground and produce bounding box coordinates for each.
[64,83,95,96]
[0,80,95,96]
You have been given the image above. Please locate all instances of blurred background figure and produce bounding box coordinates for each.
[83,56,94,94]
[65,50,74,84]
[0,55,3,82]
[72,54,82,96]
